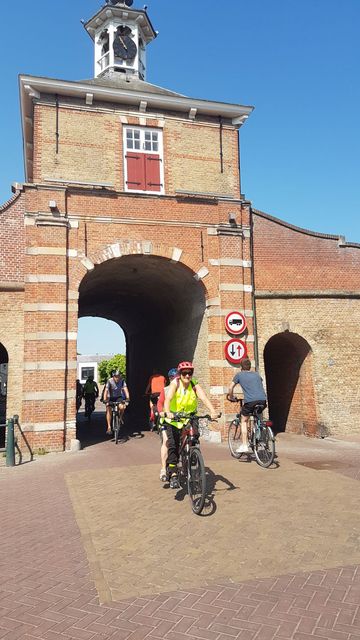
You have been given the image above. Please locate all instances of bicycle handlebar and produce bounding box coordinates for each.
[226,393,243,404]
[163,411,222,421]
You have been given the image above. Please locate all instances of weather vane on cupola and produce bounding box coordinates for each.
[84,0,156,80]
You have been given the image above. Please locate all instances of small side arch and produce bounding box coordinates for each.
[264,331,318,435]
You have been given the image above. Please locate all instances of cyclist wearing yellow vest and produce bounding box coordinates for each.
[163,361,218,489]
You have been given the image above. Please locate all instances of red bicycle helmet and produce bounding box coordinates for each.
[177,361,194,372]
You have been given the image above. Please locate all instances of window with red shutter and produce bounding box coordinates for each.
[126,151,145,190]
[124,127,164,194]
[145,154,162,192]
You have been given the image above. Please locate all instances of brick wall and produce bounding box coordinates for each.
[253,211,360,436]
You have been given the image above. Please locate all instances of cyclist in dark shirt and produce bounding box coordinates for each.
[228,357,267,453]
[104,370,130,434]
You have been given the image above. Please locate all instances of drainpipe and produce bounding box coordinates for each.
[249,206,259,370]
[63,188,70,450]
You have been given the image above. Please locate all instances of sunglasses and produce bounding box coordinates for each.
[181,370,193,376]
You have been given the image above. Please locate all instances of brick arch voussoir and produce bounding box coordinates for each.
[75,240,217,300]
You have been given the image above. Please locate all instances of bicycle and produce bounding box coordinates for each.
[108,400,128,444]
[164,411,221,515]
[84,394,97,421]
[227,396,275,468]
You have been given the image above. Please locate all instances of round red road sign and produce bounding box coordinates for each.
[225,311,247,335]
[224,338,247,364]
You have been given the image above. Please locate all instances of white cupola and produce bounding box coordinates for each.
[84,0,157,80]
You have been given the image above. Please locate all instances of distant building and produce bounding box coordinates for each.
[77,355,113,384]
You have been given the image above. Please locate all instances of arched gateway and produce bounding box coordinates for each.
[2,0,360,450]
[264,332,318,436]
[78,249,209,429]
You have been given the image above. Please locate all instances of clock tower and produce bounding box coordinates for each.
[84,0,157,80]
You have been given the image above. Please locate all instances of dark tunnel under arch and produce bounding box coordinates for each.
[78,254,208,430]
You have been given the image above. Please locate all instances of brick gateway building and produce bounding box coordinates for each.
[1,1,359,450]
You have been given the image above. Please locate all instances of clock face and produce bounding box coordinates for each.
[113,26,137,60]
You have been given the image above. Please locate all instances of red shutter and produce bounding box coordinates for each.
[144,154,162,192]
[126,152,145,190]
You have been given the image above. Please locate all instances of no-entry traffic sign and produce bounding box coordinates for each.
[224,338,247,364]
[225,311,247,335]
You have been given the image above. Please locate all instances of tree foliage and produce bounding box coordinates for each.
[98,354,126,384]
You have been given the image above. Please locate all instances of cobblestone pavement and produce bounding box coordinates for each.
[0,412,359,640]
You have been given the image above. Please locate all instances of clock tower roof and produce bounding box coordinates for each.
[83,1,157,80]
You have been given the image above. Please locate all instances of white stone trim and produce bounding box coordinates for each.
[209,258,252,267]
[194,266,209,280]
[142,241,152,254]
[203,431,222,444]
[26,247,78,257]
[171,247,183,262]
[210,386,227,395]
[219,283,249,291]
[205,298,220,307]
[207,228,217,236]
[120,116,128,124]
[25,274,67,283]
[69,291,79,300]
[209,359,255,368]
[81,257,95,271]
[25,332,77,341]
[207,308,253,317]
[208,334,254,343]
[22,421,65,432]
[110,243,122,257]
[23,390,75,401]
[24,361,77,371]
[24,303,78,312]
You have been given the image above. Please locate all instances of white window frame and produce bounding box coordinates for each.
[123,126,165,195]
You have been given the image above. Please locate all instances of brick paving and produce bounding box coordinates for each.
[0,412,359,640]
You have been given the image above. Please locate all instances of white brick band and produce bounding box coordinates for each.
[207,308,253,317]
[210,386,228,395]
[209,258,252,267]
[208,334,254,343]
[26,247,77,257]
[24,303,78,312]
[25,332,77,341]
[23,390,76,401]
[219,283,253,292]
[22,421,65,432]
[25,275,67,283]
[24,361,77,371]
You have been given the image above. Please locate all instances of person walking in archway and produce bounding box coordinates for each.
[228,357,267,453]
[82,375,99,419]
[157,367,178,482]
[145,368,166,430]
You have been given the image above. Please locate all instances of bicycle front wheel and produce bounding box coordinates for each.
[114,414,120,444]
[254,425,275,468]
[228,419,242,459]
[188,447,206,515]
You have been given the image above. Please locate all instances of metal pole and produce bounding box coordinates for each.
[6,417,15,467]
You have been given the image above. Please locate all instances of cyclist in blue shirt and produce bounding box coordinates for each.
[104,370,130,434]
[228,357,267,453]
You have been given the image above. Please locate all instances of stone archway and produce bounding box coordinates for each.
[264,332,318,435]
[77,253,208,433]
[0,342,9,447]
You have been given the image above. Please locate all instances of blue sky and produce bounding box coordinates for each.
[1,0,359,354]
